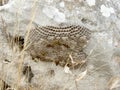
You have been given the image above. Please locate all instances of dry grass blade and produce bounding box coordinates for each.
[75,69,87,81]
[1,17,11,43]
[69,54,86,69]
[69,54,76,64]
[107,77,120,89]
[16,0,38,89]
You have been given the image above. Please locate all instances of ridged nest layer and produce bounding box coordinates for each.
[26,25,91,68]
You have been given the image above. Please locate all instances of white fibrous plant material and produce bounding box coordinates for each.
[42,6,66,22]
[86,0,96,6]
[100,5,115,17]
[64,65,72,74]
[45,0,53,3]
[59,1,65,8]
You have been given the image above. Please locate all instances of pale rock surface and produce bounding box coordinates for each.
[0,0,120,90]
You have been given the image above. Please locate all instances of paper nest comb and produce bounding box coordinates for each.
[26,25,92,69]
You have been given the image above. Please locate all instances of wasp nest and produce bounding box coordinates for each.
[25,25,92,68]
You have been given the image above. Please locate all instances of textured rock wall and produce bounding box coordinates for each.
[0,0,120,90]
